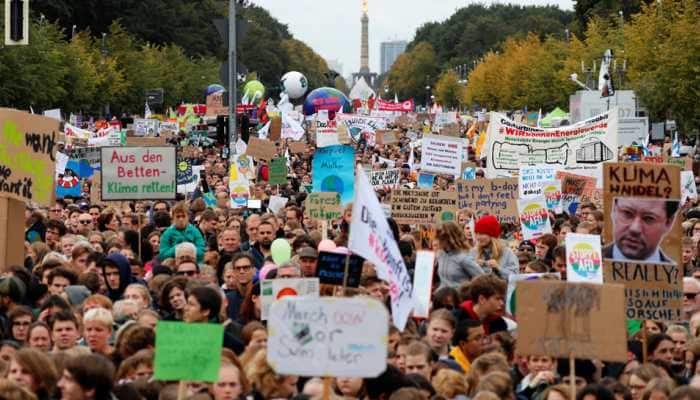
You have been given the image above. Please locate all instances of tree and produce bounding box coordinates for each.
[434,71,464,109]
[386,42,440,106]
[281,39,329,91]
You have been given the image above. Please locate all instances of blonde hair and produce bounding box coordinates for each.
[245,350,295,399]
[474,371,513,399]
[432,368,469,398]
[83,307,113,330]
[0,379,37,400]
[475,237,505,263]
[466,353,510,396]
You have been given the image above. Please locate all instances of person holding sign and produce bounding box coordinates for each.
[183,286,244,354]
[470,215,519,279]
[604,198,680,263]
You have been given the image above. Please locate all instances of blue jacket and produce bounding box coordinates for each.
[158,224,206,263]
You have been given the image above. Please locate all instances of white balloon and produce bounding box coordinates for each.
[280,71,308,99]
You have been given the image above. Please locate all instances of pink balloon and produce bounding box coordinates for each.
[258,263,276,280]
[318,239,337,252]
[331,246,350,255]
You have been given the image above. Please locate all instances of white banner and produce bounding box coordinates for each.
[370,168,400,189]
[518,165,558,198]
[412,251,434,319]
[486,110,618,179]
[348,166,414,330]
[267,297,388,378]
[420,134,463,176]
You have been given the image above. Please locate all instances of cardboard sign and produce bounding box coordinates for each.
[456,178,519,225]
[566,233,603,284]
[516,280,627,362]
[518,196,552,240]
[287,141,307,154]
[315,251,364,287]
[506,273,560,316]
[420,134,463,176]
[412,251,435,319]
[312,145,355,204]
[376,130,400,145]
[267,297,388,377]
[269,116,282,141]
[154,321,223,382]
[133,118,160,136]
[246,137,277,160]
[100,147,176,200]
[261,278,319,320]
[603,261,682,321]
[439,123,460,137]
[390,189,458,225]
[0,198,26,268]
[268,157,288,185]
[126,136,167,147]
[0,109,60,206]
[603,163,682,265]
[304,192,342,221]
[370,168,400,189]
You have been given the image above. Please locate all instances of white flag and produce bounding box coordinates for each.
[144,102,152,119]
[348,165,414,330]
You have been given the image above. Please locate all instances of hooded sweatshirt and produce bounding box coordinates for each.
[101,253,135,301]
[455,300,508,335]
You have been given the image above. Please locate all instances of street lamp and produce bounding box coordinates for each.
[425,85,431,109]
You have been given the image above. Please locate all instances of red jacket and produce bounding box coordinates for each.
[457,300,507,335]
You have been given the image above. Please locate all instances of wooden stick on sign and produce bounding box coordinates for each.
[569,355,576,400]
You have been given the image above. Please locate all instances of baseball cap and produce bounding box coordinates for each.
[0,276,26,304]
[297,247,318,259]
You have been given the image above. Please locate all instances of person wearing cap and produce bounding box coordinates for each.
[470,215,519,279]
[297,247,318,277]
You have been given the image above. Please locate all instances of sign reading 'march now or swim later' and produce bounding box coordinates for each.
[485,110,618,180]
[101,146,176,200]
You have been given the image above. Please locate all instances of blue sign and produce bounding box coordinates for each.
[312,145,355,204]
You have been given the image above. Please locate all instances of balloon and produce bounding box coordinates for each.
[243,80,266,105]
[280,71,308,99]
[258,263,276,281]
[331,246,350,255]
[318,239,337,252]
[303,87,352,117]
[271,239,292,265]
[205,84,225,97]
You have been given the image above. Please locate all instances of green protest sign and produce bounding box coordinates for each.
[269,157,288,185]
[154,321,223,382]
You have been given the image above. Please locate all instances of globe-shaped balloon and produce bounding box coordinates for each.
[303,87,352,117]
[205,84,225,97]
[280,71,308,99]
[242,80,266,105]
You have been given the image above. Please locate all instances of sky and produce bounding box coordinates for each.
[251,0,574,77]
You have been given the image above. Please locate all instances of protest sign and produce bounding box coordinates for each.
[602,162,682,265]
[457,178,519,224]
[154,321,223,382]
[681,170,697,205]
[261,278,320,320]
[420,134,463,176]
[315,251,364,287]
[486,110,618,178]
[506,273,560,316]
[439,123,460,137]
[126,136,167,147]
[268,195,288,214]
[268,157,288,185]
[267,297,388,377]
[461,163,476,180]
[0,109,60,206]
[287,141,307,154]
[64,123,91,140]
[603,262,682,321]
[390,189,458,225]
[519,165,558,198]
[566,233,603,284]
[133,118,160,136]
[246,137,277,160]
[158,121,179,136]
[312,145,354,204]
[100,147,176,200]
[349,166,414,330]
[315,111,339,148]
[336,114,387,143]
[376,130,400,145]
[518,196,552,240]
[229,154,254,209]
[0,198,26,267]
[176,159,193,185]
[543,180,562,213]
[370,168,400,189]
[417,173,435,189]
[269,115,281,141]
[516,280,627,362]
[304,192,342,221]
[177,165,203,195]
[412,251,435,319]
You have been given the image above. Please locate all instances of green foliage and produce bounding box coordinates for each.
[281,39,329,91]
[386,42,440,106]
[434,71,464,109]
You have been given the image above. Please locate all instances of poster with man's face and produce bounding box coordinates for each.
[603,163,682,265]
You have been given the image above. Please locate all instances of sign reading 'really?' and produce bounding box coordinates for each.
[101,147,176,200]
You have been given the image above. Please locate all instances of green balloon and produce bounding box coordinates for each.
[243,80,266,104]
[270,238,291,265]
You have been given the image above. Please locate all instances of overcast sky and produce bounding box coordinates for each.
[250,0,574,77]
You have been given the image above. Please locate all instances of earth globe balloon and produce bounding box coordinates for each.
[280,71,308,99]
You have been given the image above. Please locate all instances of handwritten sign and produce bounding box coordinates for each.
[268,157,288,185]
[0,109,60,206]
[312,145,355,204]
[420,134,463,176]
[288,141,307,154]
[316,251,364,287]
[315,112,339,148]
[304,192,342,221]
[519,165,558,198]
[133,119,160,136]
[267,297,389,377]
[390,189,458,225]
[456,178,519,224]
[261,278,319,320]
[246,137,277,160]
[370,168,400,189]
[516,280,627,362]
[154,321,223,382]
[100,147,176,200]
[603,262,682,322]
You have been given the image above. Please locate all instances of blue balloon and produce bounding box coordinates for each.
[303,87,352,117]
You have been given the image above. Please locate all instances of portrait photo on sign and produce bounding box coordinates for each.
[604,197,680,264]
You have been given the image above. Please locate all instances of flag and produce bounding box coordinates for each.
[144,102,152,119]
[536,108,542,128]
[348,165,414,330]
[598,49,614,98]
[394,93,399,103]
[672,131,680,157]
[407,143,415,171]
